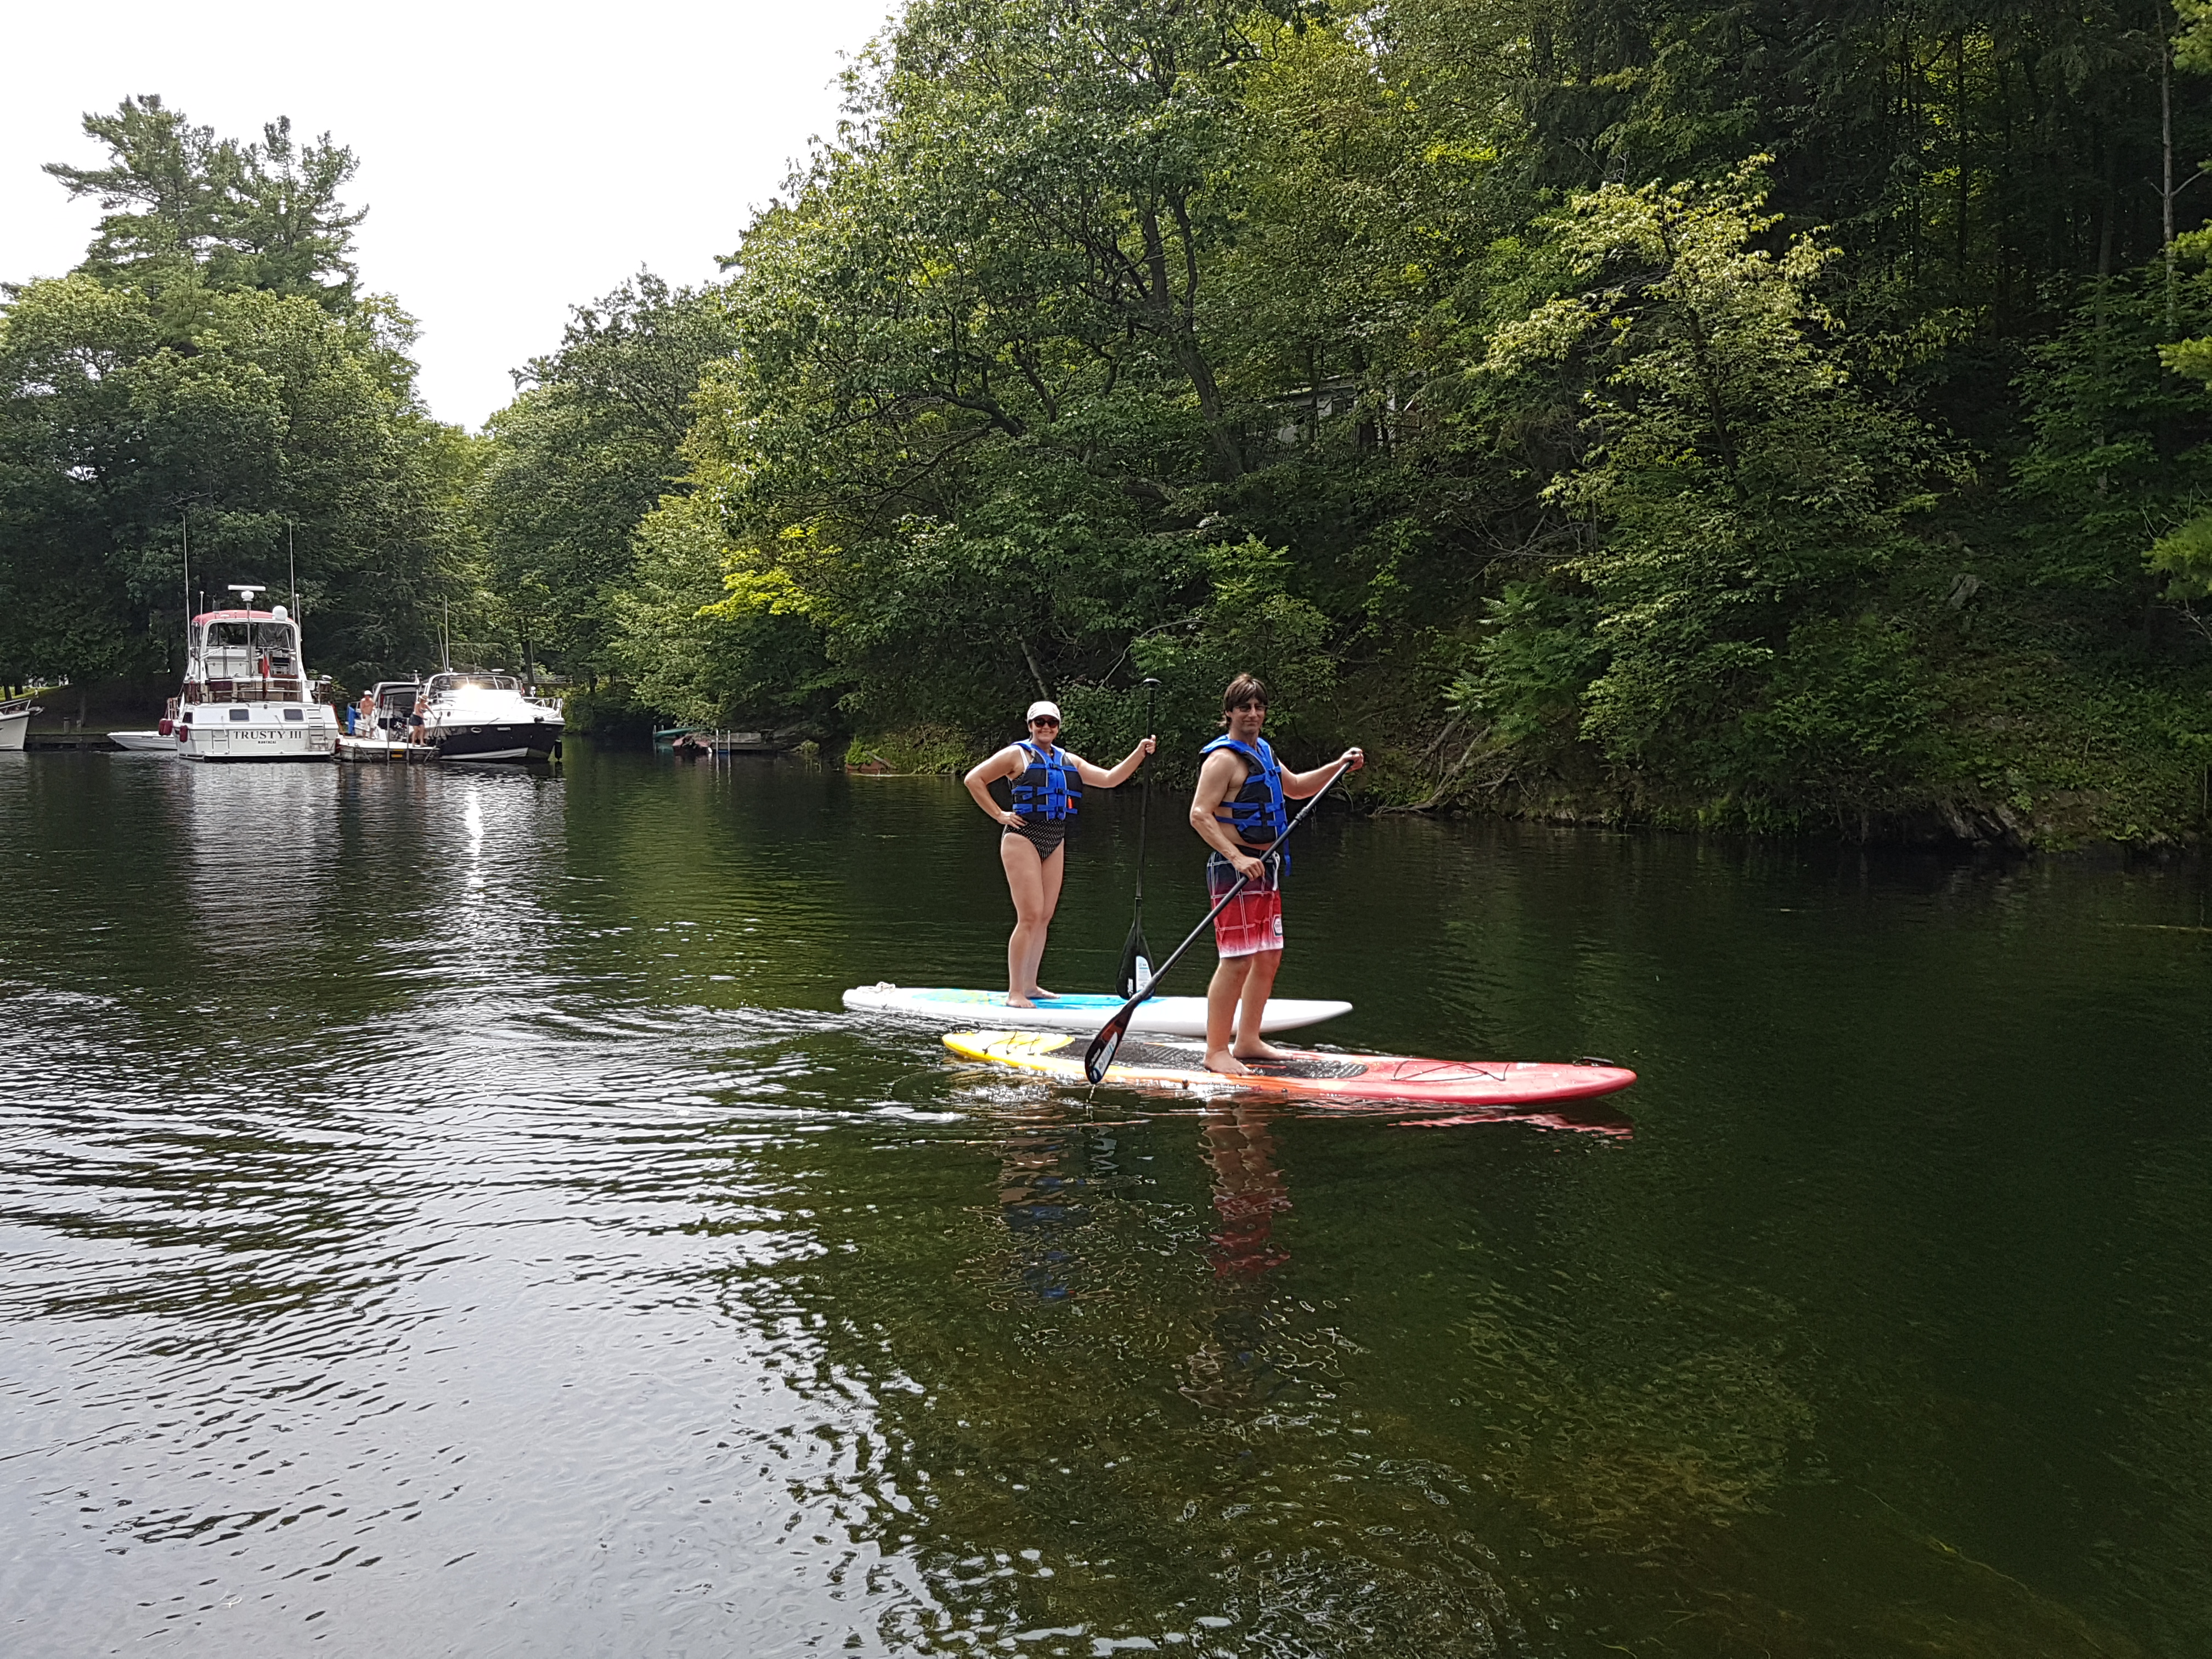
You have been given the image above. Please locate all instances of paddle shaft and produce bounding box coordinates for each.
[1115,679,1162,998]
[1084,755,1352,1084]
[1132,678,1158,908]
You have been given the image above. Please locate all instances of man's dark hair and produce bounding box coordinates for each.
[1221,673,1268,714]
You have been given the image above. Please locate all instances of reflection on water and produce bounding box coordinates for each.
[1,746,2208,1657]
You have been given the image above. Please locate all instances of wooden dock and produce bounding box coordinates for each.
[25,732,122,752]
[662,727,803,757]
[335,737,436,764]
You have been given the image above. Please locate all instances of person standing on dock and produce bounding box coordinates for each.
[964,700,1155,1009]
[1189,674,1361,1075]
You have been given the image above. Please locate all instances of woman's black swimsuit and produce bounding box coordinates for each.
[1003,820,1069,859]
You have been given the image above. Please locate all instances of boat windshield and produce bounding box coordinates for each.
[427,673,520,695]
[199,619,300,676]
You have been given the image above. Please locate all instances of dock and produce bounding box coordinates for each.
[659,726,804,756]
[335,736,437,764]
[25,732,122,752]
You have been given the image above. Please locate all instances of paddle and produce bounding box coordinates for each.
[1114,677,1162,998]
[1084,752,1353,1085]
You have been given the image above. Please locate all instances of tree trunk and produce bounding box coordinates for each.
[1138,206,1243,479]
[1018,636,1051,702]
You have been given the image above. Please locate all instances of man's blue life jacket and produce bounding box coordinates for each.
[1200,735,1289,847]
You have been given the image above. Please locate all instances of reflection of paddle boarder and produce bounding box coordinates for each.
[1188,675,1362,1075]
[963,699,1155,1009]
[1201,1103,1290,1280]
[991,1119,1115,1305]
[1183,1102,1294,1407]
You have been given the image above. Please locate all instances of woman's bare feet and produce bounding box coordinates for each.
[1025,988,1057,1000]
[1233,1039,1293,1063]
[1006,993,1036,1010]
[1203,1047,1254,1076]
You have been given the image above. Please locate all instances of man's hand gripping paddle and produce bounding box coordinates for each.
[1114,678,1162,1000]
[1083,754,1353,1086]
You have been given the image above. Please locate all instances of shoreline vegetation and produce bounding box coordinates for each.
[18,8,2212,848]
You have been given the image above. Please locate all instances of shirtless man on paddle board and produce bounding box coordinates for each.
[1188,674,1362,1075]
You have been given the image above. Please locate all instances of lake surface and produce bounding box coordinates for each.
[2,744,2207,1658]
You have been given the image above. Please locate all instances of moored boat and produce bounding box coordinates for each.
[171,599,339,762]
[110,729,174,753]
[411,670,563,762]
[0,695,41,751]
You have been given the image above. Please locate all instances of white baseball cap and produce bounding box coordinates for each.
[1025,699,1062,723]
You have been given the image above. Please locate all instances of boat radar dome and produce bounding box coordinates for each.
[270,605,289,620]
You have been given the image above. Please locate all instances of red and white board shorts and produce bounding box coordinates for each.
[1207,850,1284,958]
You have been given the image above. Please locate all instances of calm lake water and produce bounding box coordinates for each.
[2,744,2208,1657]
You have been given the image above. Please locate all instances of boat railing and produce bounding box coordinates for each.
[184,678,311,705]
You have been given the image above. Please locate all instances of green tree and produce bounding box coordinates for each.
[477,274,737,683]
[1478,164,1965,799]
[44,95,365,310]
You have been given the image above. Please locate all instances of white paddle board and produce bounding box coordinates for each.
[842,983,1350,1037]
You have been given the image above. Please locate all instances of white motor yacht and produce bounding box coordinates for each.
[0,695,40,751]
[170,600,339,761]
[411,670,563,762]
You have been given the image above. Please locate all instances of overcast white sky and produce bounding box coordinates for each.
[0,0,893,430]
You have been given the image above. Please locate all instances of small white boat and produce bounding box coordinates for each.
[110,729,174,753]
[0,696,39,752]
[843,983,1352,1037]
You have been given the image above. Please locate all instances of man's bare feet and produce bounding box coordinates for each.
[1204,1047,1254,1076]
[1025,988,1057,1000]
[1006,993,1036,1010]
[1233,1038,1293,1063]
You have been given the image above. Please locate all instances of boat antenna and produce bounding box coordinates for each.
[180,516,191,670]
[230,586,268,687]
[288,524,298,619]
[442,599,452,672]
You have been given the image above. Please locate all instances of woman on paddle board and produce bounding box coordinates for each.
[964,700,1156,1009]
[1189,674,1361,1075]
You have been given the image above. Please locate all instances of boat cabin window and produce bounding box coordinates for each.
[426,673,520,696]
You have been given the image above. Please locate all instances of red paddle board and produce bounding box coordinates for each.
[943,1029,1636,1107]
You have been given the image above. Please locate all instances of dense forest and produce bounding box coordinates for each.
[19,2,2212,843]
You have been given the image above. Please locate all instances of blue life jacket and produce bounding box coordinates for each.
[1201,735,1288,847]
[1011,740,1080,821]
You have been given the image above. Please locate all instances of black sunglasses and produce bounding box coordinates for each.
[1029,716,1060,727]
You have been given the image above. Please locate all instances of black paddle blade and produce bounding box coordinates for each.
[1115,919,1153,1000]
[1084,1020,1125,1085]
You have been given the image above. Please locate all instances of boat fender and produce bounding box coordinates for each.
[158,718,173,736]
